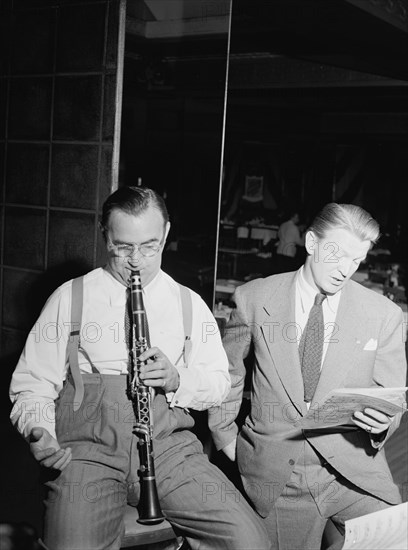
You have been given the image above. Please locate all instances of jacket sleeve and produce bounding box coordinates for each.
[208,285,252,450]
[370,304,407,450]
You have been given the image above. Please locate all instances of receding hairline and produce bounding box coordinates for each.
[108,203,167,223]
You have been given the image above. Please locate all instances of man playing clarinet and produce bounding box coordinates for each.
[9,186,270,550]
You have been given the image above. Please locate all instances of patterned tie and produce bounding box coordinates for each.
[299,293,326,402]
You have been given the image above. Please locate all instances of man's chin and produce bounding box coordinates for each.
[324,281,344,294]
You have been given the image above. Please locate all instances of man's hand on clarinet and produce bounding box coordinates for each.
[29,427,72,471]
[138,347,180,393]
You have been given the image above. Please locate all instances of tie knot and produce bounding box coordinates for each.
[314,293,326,306]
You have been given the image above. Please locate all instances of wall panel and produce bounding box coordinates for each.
[0,0,125,530]
[0,0,124,360]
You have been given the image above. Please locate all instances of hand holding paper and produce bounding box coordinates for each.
[352,407,393,435]
[299,387,408,431]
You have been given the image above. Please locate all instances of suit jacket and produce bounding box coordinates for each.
[209,271,407,517]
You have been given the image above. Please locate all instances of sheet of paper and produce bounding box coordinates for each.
[342,502,408,549]
[300,387,407,430]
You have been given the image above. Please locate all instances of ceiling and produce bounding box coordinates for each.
[124,0,408,113]
[125,0,408,81]
[228,0,408,81]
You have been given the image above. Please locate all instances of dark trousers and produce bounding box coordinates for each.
[44,374,270,550]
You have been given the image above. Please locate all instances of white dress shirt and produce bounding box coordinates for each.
[9,268,230,439]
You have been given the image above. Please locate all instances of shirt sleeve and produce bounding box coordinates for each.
[167,293,231,411]
[208,285,250,451]
[9,286,71,440]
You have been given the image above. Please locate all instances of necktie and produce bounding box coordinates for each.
[299,293,326,402]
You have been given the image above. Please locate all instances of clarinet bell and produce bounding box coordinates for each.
[137,477,165,524]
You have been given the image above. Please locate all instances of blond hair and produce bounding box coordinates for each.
[309,203,380,244]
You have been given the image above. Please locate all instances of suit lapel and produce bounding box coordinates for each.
[312,283,361,405]
[261,273,307,416]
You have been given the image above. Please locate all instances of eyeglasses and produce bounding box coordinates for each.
[107,237,163,258]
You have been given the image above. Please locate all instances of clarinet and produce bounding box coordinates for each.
[129,270,164,525]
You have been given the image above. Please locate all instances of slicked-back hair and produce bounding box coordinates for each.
[101,186,169,238]
[309,203,380,244]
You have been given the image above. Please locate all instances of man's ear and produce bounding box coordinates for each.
[305,231,318,255]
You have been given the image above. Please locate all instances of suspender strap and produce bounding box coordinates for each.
[67,276,84,411]
[179,284,193,364]
[67,277,193,410]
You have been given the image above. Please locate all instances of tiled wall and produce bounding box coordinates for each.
[0,0,124,367]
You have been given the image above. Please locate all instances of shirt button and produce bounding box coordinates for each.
[289,459,295,466]
[175,400,179,404]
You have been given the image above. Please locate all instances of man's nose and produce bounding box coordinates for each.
[129,245,142,259]
[127,247,143,264]
[337,257,353,277]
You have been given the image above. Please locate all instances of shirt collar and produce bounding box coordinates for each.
[142,270,163,300]
[102,267,163,307]
[296,266,341,314]
[102,267,126,306]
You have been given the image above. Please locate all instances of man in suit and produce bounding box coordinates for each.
[209,203,407,550]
